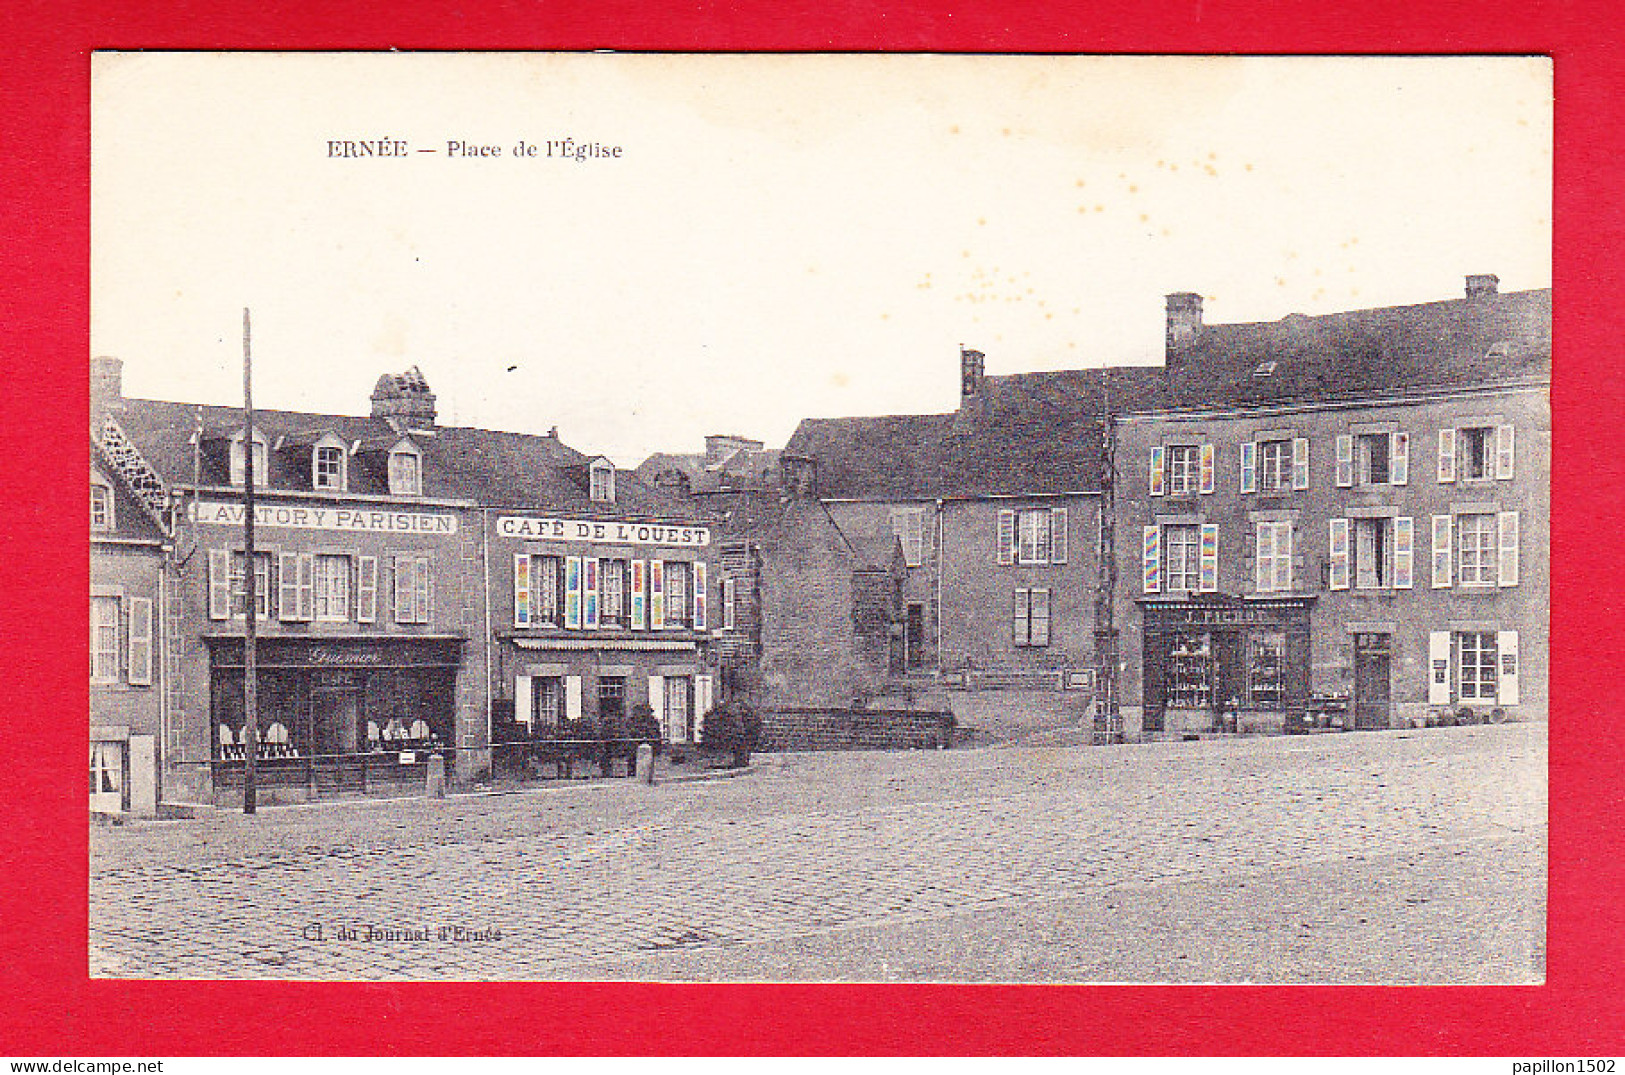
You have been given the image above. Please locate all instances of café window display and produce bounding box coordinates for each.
[1165,632,1214,710]
[1141,596,1314,732]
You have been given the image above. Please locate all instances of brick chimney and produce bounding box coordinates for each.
[1165,292,1204,366]
[780,453,819,499]
[1465,274,1500,300]
[371,366,437,429]
[91,355,124,419]
[960,347,985,403]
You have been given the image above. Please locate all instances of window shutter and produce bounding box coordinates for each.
[565,675,582,721]
[1328,518,1350,591]
[208,549,230,620]
[564,556,582,629]
[1393,517,1414,589]
[1011,589,1027,644]
[1141,525,1161,594]
[1497,631,1520,705]
[1498,511,1520,587]
[723,577,736,631]
[1032,589,1050,647]
[1050,507,1068,564]
[1199,444,1215,494]
[278,552,299,621]
[996,510,1016,564]
[514,675,533,727]
[127,597,153,686]
[583,557,599,629]
[1428,632,1452,705]
[393,555,411,622]
[513,554,531,627]
[650,559,665,630]
[693,562,708,630]
[1496,424,1515,480]
[357,556,378,623]
[1431,515,1454,589]
[1255,522,1275,593]
[1273,522,1293,592]
[1292,438,1310,490]
[631,559,646,630]
[648,675,665,734]
[415,558,432,623]
[1335,435,1354,487]
[1198,523,1218,593]
[695,675,713,740]
[1390,432,1409,486]
[1240,441,1257,494]
[297,553,314,621]
[1149,445,1166,497]
[1438,428,1457,483]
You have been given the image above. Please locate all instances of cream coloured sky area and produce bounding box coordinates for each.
[91,53,1551,466]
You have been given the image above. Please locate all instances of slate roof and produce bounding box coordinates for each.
[1146,287,1551,414]
[635,445,783,494]
[104,397,703,520]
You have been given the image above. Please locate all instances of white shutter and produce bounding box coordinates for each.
[648,676,665,735]
[127,597,153,686]
[1328,518,1350,591]
[1199,443,1215,495]
[1428,632,1452,705]
[1498,511,1520,587]
[1198,522,1218,593]
[996,510,1016,564]
[565,555,582,629]
[1050,507,1068,565]
[513,554,531,627]
[1497,631,1520,705]
[279,552,300,621]
[514,675,533,727]
[565,675,582,721]
[357,556,378,623]
[695,675,713,740]
[1438,428,1457,483]
[394,555,411,622]
[583,558,599,630]
[1431,515,1454,589]
[1393,517,1414,589]
[1292,438,1310,490]
[297,553,314,621]
[631,559,646,630]
[208,548,230,620]
[1240,441,1257,494]
[1149,445,1166,497]
[693,561,708,631]
[1335,435,1354,487]
[1496,424,1516,480]
[1142,525,1161,594]
[1255,522,1275,593]
[650,559,665,630]
[1273,522,1293,592]
[1390,432,1409,486]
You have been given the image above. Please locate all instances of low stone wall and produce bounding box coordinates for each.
[757,707,954,752]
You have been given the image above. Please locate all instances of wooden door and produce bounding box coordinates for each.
[1353,633,1392,730]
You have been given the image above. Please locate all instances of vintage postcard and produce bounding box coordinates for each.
[89,52,1549,983]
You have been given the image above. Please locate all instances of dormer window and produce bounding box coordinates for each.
[589,458,616,504]
[229,429,268,487]
[91,480,114,531]
[389,443,422,496]
[313,440,348,492]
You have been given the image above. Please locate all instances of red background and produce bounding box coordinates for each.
[2,0,1620,1055]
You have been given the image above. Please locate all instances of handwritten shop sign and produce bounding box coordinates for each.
[192,500,458,535]
[497,516,710,548]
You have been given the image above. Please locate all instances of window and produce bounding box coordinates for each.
[1017,509,1052,564]
[589,461,616,503]
[1356,433,1390,485]
[91,482,113,531]
[665,561,691,627]
[389,448,421,495]
[1255,520,1293,593]
[598,676,626,724]
[665,676,693,742]
[230,434,268,487]
[1258,439,1292,492]
[313,554,351,621]
[517,554,562,626]
[1247,631,1286,708]
[533,677,563,731]
[314,445,347,490]
[393,555,432,624]
[1354,517,1390,590]
[1457,632,1499,703]
[890,508,925,567]
[1166,632,1213,709]
[1462,427,1495,481]
[1457,513,1497,587]
[91,596,120,682]
[600,559,626,626]
[1012,588,1051,647]
[231,551,271,618]
[1163,524,1200,593]
[1166,445,1200,496]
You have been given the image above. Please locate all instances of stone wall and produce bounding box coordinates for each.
[756,706,954,751]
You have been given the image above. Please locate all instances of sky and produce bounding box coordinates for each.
[91,53,1551,466]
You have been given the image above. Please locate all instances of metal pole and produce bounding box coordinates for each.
[242,308,259,814]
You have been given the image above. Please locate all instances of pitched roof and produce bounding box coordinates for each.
[634,445,783,494]
[106,397,703,519]
[1147,287,1551,414]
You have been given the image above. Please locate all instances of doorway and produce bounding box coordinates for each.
[905,603,925,669]
[1353,632,1392,730]
[90,741,123,813]
[312,688,361,755]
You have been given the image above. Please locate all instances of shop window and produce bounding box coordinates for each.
[1166,632,1213,709]
[890,508,925,567]
[91,596,120,682]
[91,482,114,531]
[1166,445,1200,496]
[314,554,351,621]
[389,446,422,495]
[1258,439,1292,492]
[1457,631,1499,703]
[599,559,626,626]
[314,444,347,491]
[1457,513,1497,587]
[1247,632,1286,708]
[1163,524,1199,593]
[1012,588,1051,647]
[231,551,271,618]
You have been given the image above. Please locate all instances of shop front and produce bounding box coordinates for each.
[1139,596,1313,737]
[205,635,464,800]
